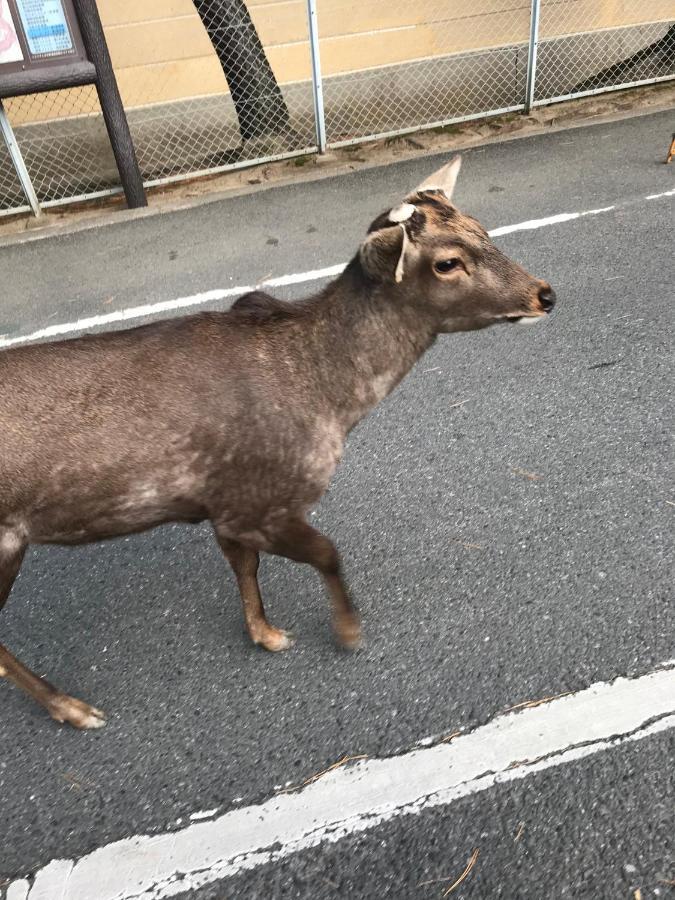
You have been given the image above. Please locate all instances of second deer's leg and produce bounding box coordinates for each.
[213,527,293,651]
[0,528,105,729]
[269,519,361,649]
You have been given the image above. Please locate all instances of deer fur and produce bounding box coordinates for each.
[0,157,555,728]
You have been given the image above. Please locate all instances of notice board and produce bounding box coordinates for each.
[0,0,87,72]
[0,0,146,211]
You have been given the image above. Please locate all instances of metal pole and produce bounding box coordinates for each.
[305,0,327,153]
[72,0,147,208]
[0,99,42,217]
[524,0,541,114]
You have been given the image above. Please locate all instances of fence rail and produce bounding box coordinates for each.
[1,1,673,216]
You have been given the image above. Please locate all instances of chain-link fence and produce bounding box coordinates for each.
[534,5,675,104]
[318,0,533,147]
[1,0,673,216]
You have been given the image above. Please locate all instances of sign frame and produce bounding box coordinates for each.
[0,0,146,214]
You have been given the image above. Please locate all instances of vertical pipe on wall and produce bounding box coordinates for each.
[0,99,42,217]
[306,0,327,153]
[524,0,541,113]
[73,0,147,208]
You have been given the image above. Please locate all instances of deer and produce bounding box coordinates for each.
[0,157,555,729]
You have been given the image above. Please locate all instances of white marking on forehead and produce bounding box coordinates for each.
[389,203,416,223]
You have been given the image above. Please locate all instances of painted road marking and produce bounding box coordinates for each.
[488,205,614,236]
[6,663,675,900]
[1,190,671,351]
[644,187,675,200]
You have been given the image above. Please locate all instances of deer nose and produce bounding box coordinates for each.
[538,284,556,313]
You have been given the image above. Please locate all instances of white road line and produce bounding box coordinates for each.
[8,664,675,900]
[645,187,675,200]
[488,204,614,236]
[5,193,666,351]
[0,288,253,350]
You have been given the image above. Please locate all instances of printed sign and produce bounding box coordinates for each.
[15,0,73,58]
[0,0,24,63]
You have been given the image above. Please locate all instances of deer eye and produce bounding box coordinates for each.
[434,258,461,274]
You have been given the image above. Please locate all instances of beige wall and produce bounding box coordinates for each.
[8,0,673,124]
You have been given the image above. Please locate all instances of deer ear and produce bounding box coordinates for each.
[413,155,462,199]
[360,225,408,282]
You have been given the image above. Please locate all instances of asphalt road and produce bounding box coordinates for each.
[1,109,674,899]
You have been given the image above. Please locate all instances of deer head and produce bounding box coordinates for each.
[359,157,556,333]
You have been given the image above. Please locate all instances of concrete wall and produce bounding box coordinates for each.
[5,0,674,124]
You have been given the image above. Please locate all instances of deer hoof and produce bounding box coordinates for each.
[335,618,362,651]
[256,627,294,652]
[48,694,106,730]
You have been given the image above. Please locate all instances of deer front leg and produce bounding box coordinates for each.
[268,518,361,650]
[0,528,105,729]
[213,528,293,651]
[0,643,106,729]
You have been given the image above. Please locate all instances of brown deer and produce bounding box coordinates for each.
[0,158,555,729]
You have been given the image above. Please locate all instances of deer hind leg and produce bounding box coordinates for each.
[213,527,293,652]
[268,518,361,650]
[0,528,105,729]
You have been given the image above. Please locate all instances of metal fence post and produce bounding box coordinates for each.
[73,0,147,208]
[306,0,327,153]
[0,99,42,217]
[524,0,541,114]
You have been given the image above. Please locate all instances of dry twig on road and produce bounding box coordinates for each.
[450,537,483,550]
[277,754,368,793]
[503,691,573,713]
[511,467,542,481]
[419,850,481,895]
[443,849,480,896]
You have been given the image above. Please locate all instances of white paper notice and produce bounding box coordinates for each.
[16,0,73,57]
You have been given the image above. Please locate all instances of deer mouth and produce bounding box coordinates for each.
[502,313,545,326]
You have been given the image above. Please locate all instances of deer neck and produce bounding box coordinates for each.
[306,258,437,432]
